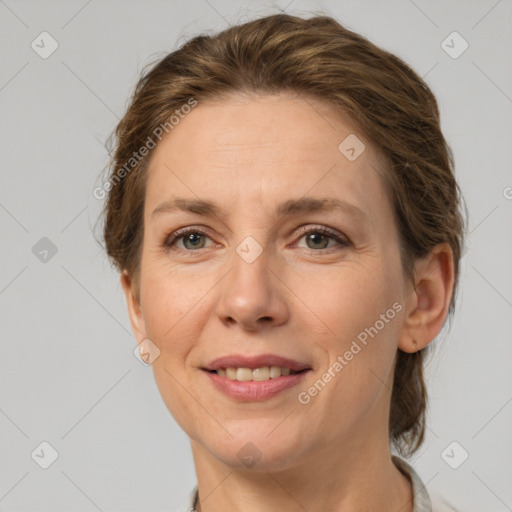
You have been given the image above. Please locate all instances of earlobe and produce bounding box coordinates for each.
[120,269,146,342]
[398,243,455,353]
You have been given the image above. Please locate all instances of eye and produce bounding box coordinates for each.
[163,228,214,252]
[293,226,349,251]
[163,225,350,253]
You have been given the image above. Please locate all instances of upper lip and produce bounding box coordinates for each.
[203,354,311,372]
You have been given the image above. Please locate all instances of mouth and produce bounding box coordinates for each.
[204,366,306,381]
[201,354,312,401]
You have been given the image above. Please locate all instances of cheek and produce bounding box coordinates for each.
[139,272,209,429]
[139,269,206,361]
[313,261,401,341]
[308,260,403,390]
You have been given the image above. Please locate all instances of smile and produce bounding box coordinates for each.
[201,353,312,401]
[212,366,302,381]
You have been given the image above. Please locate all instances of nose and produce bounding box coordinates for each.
[215,247,289,332]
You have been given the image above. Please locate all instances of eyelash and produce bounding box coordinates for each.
[163,225,350,254]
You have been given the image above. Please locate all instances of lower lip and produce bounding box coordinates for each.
[203,370,309,401]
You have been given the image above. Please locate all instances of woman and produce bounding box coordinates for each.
[99,13,466,512]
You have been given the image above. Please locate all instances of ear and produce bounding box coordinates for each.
[121,269,147,343]
[398,243,455,353]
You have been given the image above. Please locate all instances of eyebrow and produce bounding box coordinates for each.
[151,197,369,223]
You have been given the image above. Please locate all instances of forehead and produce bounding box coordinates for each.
[144,93,390,225]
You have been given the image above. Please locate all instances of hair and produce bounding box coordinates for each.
[98,13,467,457]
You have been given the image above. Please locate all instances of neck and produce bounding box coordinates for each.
[191,433,413,512]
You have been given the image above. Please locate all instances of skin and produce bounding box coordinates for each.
[121,93,454,511]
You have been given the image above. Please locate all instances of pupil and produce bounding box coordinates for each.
[187,233,203,248]
[309,233,327,249]
[183,232,329,250]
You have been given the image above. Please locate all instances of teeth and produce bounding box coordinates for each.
[269,366,282,379]
[216,366,299,381]
[236,368,253,381]
[252,367,270,381]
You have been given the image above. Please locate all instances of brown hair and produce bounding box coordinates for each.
[98,13,467,457]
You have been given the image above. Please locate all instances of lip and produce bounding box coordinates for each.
[203,369,310,401]
[203,353,311,372]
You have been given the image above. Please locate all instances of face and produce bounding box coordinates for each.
[123,93,415,471]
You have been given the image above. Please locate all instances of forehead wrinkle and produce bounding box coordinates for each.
[150,196,369,226]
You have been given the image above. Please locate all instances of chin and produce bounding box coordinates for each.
[199,427,308,472]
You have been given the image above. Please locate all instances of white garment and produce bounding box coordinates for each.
[174,455,434,511]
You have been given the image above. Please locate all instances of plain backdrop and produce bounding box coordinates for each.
[1,0,511,511]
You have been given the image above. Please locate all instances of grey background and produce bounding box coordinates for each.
[1,0,511,511]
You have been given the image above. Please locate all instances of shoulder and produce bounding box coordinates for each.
[392,457,461,512]
[392,455,433,512]
[430,493,462,512]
